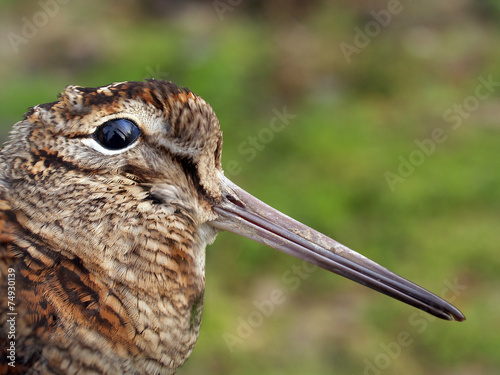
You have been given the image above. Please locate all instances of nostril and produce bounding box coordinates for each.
[226,194,245,209]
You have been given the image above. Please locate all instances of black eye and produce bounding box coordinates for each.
[94,118,141,150]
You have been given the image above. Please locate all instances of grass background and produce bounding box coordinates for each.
[1,1,499,374]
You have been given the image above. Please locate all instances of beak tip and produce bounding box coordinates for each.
[442,306,466,322]
[454,312,466,322]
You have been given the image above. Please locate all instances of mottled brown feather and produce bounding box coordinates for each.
[0,80,222,374]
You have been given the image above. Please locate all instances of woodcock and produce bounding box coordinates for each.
[0,80,464,374]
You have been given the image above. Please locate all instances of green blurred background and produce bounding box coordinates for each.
[1,1,499,374]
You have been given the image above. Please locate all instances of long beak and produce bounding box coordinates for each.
[210,173,465,322]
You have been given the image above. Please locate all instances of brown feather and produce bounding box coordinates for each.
[0,81,222,374]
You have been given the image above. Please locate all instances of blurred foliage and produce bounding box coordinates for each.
[1,1,499,374]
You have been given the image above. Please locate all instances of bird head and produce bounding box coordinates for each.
[1,81,224,278]
[0,81,228,372]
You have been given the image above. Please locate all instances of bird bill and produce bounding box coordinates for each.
[210,173,465,322]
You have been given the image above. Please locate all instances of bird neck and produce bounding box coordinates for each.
[10,208,211,374]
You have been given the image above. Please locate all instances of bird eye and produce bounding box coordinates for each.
[94,118,141,150]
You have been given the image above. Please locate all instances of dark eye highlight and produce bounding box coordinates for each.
[94,118,141,150]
